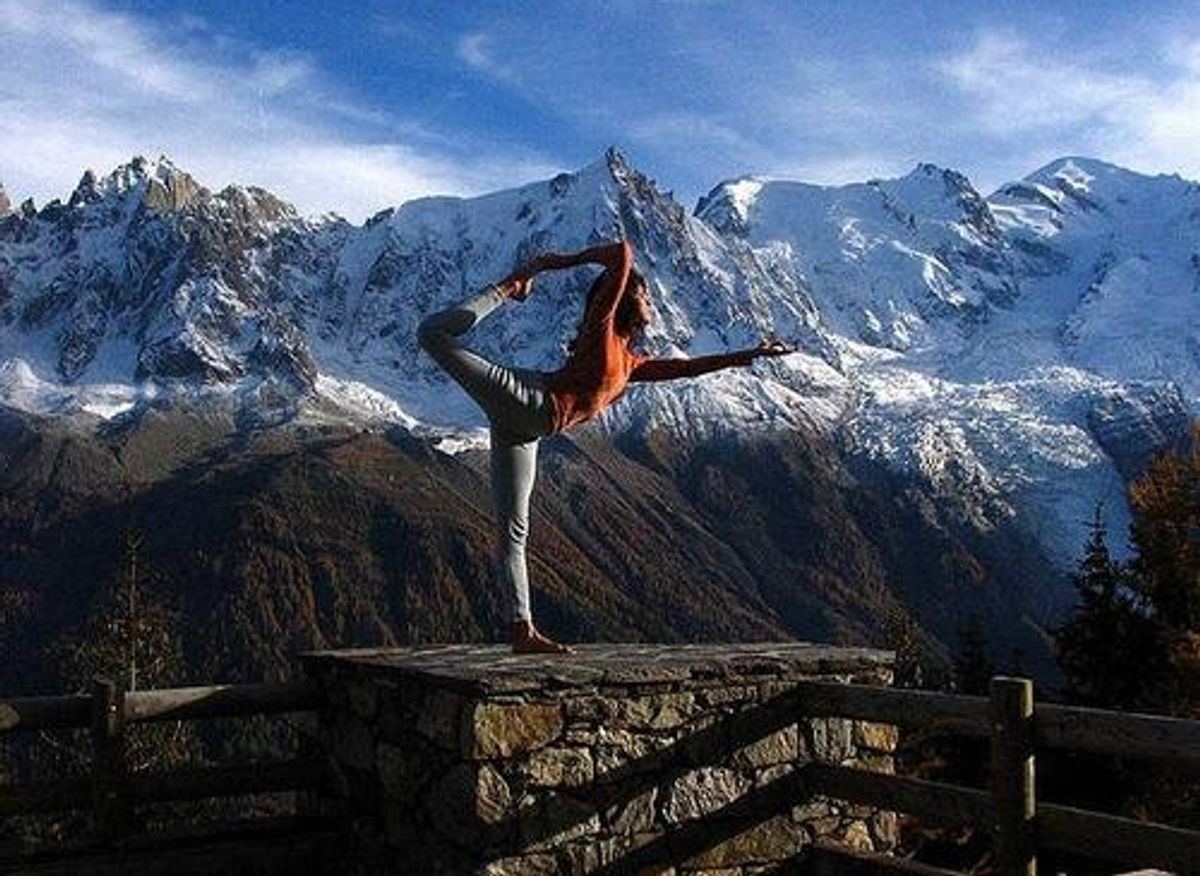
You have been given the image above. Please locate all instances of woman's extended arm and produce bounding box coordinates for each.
[629,340,792,382]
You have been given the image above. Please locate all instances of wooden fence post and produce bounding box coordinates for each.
[91,677,132,841]
[990,676,1036,876]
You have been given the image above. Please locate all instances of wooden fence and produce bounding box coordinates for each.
[0,677,325,843]
[795,675,1200,875]
[4,672,1199,875]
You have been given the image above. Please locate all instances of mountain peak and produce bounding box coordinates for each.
[993,155,1198,219]
[1020,155,1198,196]
[0,182,10,216]
[89,154,206,214]
[694,176,767,233]
[571,146,638,190]
[1028,155,1123,182]
[892,162,980,198]
[92,154,205,213]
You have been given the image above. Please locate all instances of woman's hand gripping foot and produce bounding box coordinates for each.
[498,275,533,302]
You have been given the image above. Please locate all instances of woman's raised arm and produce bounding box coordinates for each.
[513,241,631,277]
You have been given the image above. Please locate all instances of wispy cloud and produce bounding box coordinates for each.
[456,31,516,82]
[938,28,1200,182]
[0,0,558,221]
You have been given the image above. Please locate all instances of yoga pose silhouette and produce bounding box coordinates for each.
[418,240,791,653]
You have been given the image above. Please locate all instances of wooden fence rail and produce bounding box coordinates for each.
[0,680,322,734]
[793,675,1200,876]
[0,677,325,841]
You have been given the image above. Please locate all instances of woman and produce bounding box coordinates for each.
[418,240,791,653]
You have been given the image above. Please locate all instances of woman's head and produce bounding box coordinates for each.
[612,267,652,339]
[569,266,653,352]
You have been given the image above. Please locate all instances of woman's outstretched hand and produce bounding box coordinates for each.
[740,338,795,364]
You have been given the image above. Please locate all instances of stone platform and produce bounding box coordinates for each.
[302,643,897,876]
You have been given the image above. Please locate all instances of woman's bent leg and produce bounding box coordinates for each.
[417,285,507,398]
[490,427,538,623]
[417,286,550,436]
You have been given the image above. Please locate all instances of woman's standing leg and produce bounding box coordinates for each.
[417,284,568,652]
[491,428,571,654]
[490,427,538,624]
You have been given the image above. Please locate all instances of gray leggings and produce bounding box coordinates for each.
[417,286,553,623]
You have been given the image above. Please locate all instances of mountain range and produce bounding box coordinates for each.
[0,149,1195,688]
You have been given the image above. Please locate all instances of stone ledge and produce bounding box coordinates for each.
[301,643,893,695]
[304,642,897,875]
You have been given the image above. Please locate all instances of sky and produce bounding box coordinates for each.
[3,0,1200,222]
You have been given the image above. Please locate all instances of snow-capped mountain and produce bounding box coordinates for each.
[698,156,1196,560]
[0,156,343,423]
[0,151,1195,572]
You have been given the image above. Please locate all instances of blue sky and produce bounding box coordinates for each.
[3,0,1199,221]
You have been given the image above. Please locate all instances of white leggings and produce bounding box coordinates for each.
[417,286,553,622]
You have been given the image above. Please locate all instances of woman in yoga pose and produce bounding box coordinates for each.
[418,240,791,653]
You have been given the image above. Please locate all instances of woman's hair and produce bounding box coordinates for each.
[567,267,650,351]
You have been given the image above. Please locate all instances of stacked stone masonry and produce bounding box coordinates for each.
[303,643,898,876]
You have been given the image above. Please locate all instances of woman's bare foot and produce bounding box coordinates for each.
[510,620,574,654]
[498,276,533,301]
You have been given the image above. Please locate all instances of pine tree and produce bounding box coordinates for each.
[1054,504,1159,709]
[954,613,993,696]
[45,529,199,778]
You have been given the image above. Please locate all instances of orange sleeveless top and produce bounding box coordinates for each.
[543,255,642,434]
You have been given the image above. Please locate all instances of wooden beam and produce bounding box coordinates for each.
[0,681,322,734]
[1039,802,1200,873]
[990,677,1036,876]
[90,678,132,841]
[124,681,322,724]
[129,758,326,804]
[0,778,91,816]
[0,695,90,733]
[803,762,994,827]
[1035,701,1200,763]
[794,681,990,736]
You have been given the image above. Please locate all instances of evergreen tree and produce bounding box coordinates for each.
[883,606,950,690]
[1054,504,1159,709]
[50,528,197,773]
[954,613,993,696]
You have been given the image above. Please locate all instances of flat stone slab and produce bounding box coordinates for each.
[302,642,893,694]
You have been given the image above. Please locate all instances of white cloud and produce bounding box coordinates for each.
[456,31,514,82]
[0,0,558,221]
[939,29,1200,182]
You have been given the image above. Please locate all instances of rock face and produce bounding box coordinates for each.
[305,643,899,876]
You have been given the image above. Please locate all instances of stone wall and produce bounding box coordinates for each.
[303,644,897,876]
